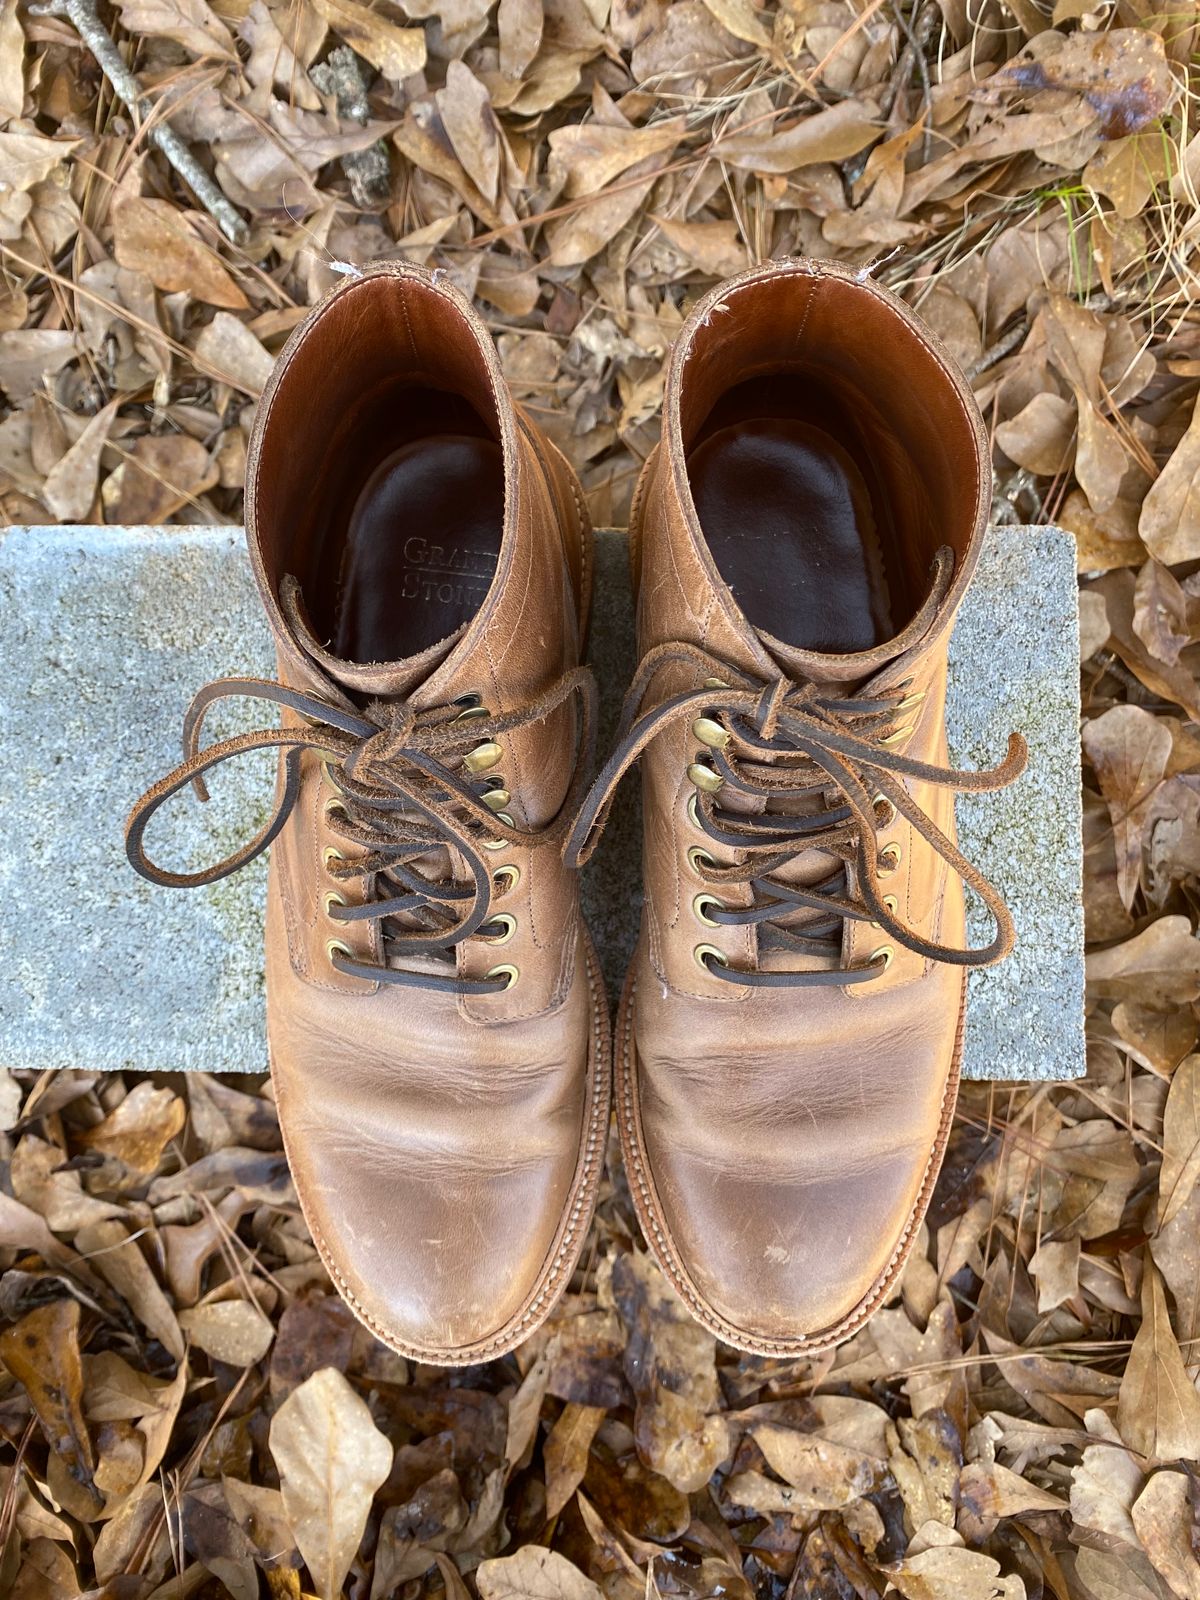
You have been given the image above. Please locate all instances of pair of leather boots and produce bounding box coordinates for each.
[128,258,1023,1364]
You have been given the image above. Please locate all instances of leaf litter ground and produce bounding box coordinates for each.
[2,1,1200,1597]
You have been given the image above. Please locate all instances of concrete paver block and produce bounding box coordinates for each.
[0,523,1084,1080]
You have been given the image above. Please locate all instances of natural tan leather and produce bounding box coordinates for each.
[598,258,1021,1354]
[129,264,610,1363]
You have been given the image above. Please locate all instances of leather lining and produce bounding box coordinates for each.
[304,386,503,664]
[335,433,503,661]
[688,373,904,654]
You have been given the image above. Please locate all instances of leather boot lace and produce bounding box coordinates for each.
[127,630,597,997]
[565,565,1026,989]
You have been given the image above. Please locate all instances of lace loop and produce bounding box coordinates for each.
[128,665,597,996]
[565,639,1025,988]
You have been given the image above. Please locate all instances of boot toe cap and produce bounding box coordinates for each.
[639,1120,940,1351]
[289,1116,581,1360]
[272,1018,596,1363]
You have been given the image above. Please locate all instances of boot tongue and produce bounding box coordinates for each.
[754,547,953,691]
[281,575,464,700]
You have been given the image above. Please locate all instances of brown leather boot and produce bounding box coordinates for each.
[128,264,610,1364]
[569,258,1024,1355]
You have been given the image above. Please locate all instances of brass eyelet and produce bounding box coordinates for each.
[482,812,514,850]
[323,797,347,823]
[320,757,342,786]
[486,963,519,990]
[688,760,724,795]
[326,938,352,964]
[481,912,516,945]
[322,846,344,869]
[694,943,727,972]
[323,891,345,917]
[693,893,723,927]
[703,677,729,690]
[464,740,503,773]
[687,845,715,873]
[869,895,899,930]
[692,716,729,750]
[869,944,895,972]
[873,793,897,829]
[878,842,903,876]
[897,689,926,714]
[687,792,702,829]
[453,692,489,722]
[482,787,511,811]
[493,864,521,894]
[879,723,915,748]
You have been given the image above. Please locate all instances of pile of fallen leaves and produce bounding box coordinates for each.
[2,0,1200,1596]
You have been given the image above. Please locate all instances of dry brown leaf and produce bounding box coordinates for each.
[957,1459,1067,1524]
[309,0,426,81]
[881,1539,1014,1600]
[1132,560,1192,668]
[1157,1053,1200,1228]
[753,1422,882,1511]
[701,0,772,49]
[1027,1236,1081,1312]
[497,0,542,78]
[721,99,879,173]
[0,330,77,404]
[0,130,78,238]
[0,1300,96,1500]
[992,28,1176,139]
[437,60,502,204]
[269,1366,392,1600]
[1075,1546,1175,1600]
[995,393,1075,477]
[1085,129,1173,219]
[1140,391,1200,565]
[116,434,217,524]
[114,0,236,59]
[543,1402,604,1519]
[76,1219,184,1359]
[0,0,23,121]
[1118,1259,1200,1463]
[653,214,747,278]
[1087,916,1200,1009]
[548,118,687,199]
[477,1546,603,1600]
[1131,1470,1200,1599]
[1070,1409,1143,1547]
[11,1133,124,1232]
[112,196,248,311]
[193,313,275,396]
[77,1081,186,1171]
[40,400,118,523]
[179,1298,275,1366]
[1081,704,1171,909]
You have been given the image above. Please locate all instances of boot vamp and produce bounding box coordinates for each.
[630,939,961,1342]
[267,889,595,1356]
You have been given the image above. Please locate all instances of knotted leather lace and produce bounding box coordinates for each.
[565,589,1026,989]
[127,650,597,996]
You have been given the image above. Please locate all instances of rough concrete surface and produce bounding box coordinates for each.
[0,523,1083,1080]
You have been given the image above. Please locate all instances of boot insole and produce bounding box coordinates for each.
[690,417,893,655]
[334,435,504,662]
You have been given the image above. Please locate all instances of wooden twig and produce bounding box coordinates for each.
[30,0,248,243]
